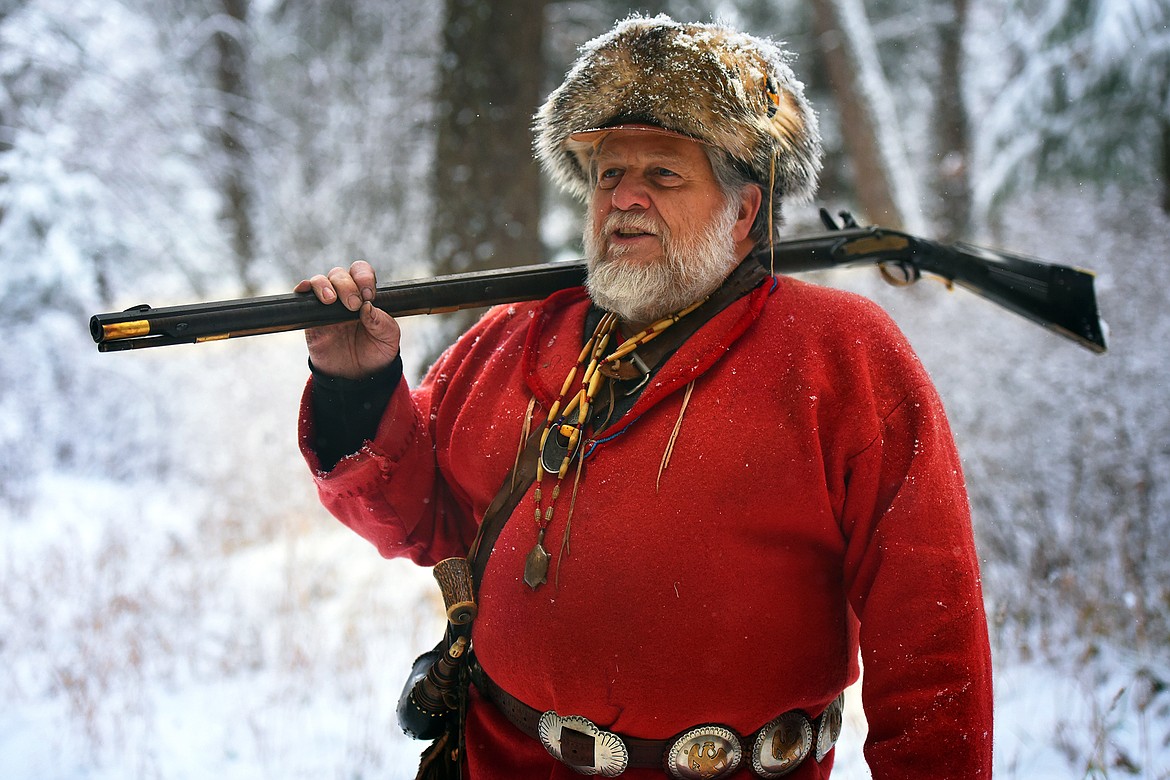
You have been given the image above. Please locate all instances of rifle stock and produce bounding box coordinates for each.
[90,224,1107,353]
[766,226,1107,353]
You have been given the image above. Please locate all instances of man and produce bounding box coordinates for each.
[296,15,993,779]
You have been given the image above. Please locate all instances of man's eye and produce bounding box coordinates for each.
[598,168,622,189]
[653,168,682,183]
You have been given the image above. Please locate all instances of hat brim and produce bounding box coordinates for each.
[566,123,709,151]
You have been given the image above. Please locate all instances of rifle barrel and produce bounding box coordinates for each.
[91,262,589,351]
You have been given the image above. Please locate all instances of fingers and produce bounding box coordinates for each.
[348,260,377,303]
[297,261,378,311]
[298,272,339,305]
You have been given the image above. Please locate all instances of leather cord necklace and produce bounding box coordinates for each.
[524,297,708,590]
[466,258,771,595]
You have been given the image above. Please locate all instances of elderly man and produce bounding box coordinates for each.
[297,15,993,779]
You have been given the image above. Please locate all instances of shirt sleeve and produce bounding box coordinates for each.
[296,304,530,565]
[840,381,994,778]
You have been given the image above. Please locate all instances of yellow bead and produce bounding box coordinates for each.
[558,367,579,397]
[588,369,605,400]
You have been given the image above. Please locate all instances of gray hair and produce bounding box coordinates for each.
[705,147,776,246]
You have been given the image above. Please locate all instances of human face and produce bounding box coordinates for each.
[583,131,759,325]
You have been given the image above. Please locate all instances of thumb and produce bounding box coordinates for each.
[359,301,401,349]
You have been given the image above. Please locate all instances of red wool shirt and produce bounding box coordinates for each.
[299,274,994,778]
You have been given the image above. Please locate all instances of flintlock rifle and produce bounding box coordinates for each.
[90,211,1108,354]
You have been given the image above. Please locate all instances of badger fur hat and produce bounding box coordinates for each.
[535,15,822,220]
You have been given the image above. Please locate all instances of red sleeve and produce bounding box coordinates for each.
[296,305,525,565]
[297,374,477,564]
[840,380,994,777]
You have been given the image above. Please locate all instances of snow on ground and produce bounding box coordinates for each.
[0,469,443,779]
[4,463,1168,778]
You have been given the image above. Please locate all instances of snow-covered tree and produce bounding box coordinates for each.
[971,0,1170,222]
[254,0,440,284]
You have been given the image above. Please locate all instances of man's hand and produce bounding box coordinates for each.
[295,261,401,379]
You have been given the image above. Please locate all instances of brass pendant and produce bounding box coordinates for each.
[524,529,550,590]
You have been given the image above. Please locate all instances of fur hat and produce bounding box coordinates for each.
[535,15,822,219]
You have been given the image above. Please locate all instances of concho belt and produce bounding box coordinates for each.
[470,661,844,778]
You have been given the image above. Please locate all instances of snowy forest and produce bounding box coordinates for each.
[1,0,1168,777]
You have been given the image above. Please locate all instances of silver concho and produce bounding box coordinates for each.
[751,712,813,778]
[665,725,743,780]
[815,693,845,762]
[537,710,629,777]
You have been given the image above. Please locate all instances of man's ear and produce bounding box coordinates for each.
[733,184,764,244]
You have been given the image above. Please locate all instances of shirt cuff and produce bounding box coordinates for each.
[308,355,404,471]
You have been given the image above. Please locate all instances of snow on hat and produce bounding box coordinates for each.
[535,14,822,216]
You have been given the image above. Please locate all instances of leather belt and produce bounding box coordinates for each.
[470,660,844,779]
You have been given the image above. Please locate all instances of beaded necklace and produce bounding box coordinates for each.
[522,298,707,590]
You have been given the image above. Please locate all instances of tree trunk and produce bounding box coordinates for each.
[811,0,923,231]
[429,0,548,346]
[213,0,257,294]
[430,0,547,268]
[1161,116,1170,215]
[932,0,973,241]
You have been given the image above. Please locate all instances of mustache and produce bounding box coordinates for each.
[602,211,667,238]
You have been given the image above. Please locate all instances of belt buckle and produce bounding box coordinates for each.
[751,712,813,778]
[664,725,743,780]
[538,710,629,776]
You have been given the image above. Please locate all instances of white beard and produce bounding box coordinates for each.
[584,198,741,326]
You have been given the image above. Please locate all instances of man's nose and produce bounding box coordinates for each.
[610,174,651,211]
